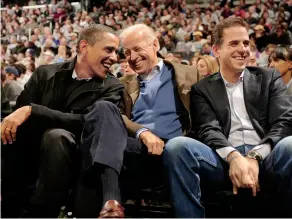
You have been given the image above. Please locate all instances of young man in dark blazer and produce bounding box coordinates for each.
[163,17,292,217]
[1,24,125,217]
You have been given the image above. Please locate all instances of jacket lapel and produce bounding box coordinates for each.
[125,76,140,104]
[243,68,262,122]
[206,73,231,136]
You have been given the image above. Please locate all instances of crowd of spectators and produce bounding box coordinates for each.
[1,0,292,102]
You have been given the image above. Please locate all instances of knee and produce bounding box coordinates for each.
[91,101,118,113]
[41,129,70,154]
[163,137,202,164]
[275,136,292,156]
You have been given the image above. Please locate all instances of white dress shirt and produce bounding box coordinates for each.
[216,70,271,160]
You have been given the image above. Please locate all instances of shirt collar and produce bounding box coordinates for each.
[286,78,292,89]
[72,69,92,81]
[138,59,164,81]
[221,70,245,87]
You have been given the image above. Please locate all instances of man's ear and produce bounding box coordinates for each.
[78,40,88,58]
[153,39,160,52]
[212,44,220,58]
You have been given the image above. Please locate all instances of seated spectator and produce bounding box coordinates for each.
[197,55,219,78]
[43,50,55,65]
[201,42,213,56]
[253,24,270,52]
[1,24,124,218]
[248,43,258,66]
[53,7,67,23]
[1,66,23,102]
[163,16,292,218]
[258,44,277,67]
[269,24,290,45]
[191,31,207,53]
[269,47,292,93]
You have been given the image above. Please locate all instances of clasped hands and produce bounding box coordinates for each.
[227,151,260,196]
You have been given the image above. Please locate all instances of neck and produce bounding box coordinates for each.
[220,67,242,83]
[282,70,292,84]
[75,55,93,79]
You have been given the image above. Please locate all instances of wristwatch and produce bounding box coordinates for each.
[247,150,263,162]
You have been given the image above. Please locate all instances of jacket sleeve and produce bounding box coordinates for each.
[15,67,84,134]
[190,84,233,150]
[118,87,144,138]
[260,70,292,145]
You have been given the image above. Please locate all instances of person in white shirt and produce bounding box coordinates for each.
[163,17,292,218]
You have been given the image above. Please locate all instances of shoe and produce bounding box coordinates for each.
[98,200,125,218]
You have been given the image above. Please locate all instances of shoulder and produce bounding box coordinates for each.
[245,66,281,83]
[106,73,124,86]
[35,61,72,78]
[118,74,136,85]
[164,60,197,73]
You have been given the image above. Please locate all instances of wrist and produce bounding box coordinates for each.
[139,130,150,140]
[24,105,32,116]
[227,151,242,164]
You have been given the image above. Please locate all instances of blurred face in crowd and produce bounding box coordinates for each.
[122,30,159,75]
[197,59,209,77]
[213,26,250,75]
[248,51,257,66]
[79,32,119,79]
[44,53,54,64]
[269,56,292,77]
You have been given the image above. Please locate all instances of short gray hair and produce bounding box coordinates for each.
[119,24,157,44]
[77,24,116,51]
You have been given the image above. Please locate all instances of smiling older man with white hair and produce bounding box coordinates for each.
[116,23,200,207]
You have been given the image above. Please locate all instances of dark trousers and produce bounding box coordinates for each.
[1,121,81,218]
[74,101,165,217]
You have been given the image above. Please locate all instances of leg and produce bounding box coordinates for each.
[30,128,80,217]
[163,136,228,218]
[1,122,45,217]
[77,101,127,216]
[261,136,292,217]
[81,100,127,174]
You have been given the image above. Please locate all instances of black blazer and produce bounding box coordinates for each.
[16,57,124,135]
[190,67,292,150]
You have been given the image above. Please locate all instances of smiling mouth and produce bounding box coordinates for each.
[233,56,247,61]
[102,62,112,70]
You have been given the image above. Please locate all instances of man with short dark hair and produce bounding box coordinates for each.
[163,17,292,218]
[2,66,23,101]
[1,24,124,218]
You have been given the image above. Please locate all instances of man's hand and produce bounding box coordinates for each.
[139,130,165,155]
[1,106,32,144]
[227,151,259,196]
[246,157,260,196]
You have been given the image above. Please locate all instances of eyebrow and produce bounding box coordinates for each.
[228,40,250,45]
[104,46,118,52]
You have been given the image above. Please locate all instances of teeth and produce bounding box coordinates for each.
[103,63,111,68]
[234,57,245,60]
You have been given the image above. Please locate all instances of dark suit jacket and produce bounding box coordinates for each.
[190,67,292,150]
[119,60,200,137]
[16,57,124,136]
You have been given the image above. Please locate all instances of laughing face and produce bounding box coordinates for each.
[213,26,250,74]
[85,32,119,78]
[122,31,159,75]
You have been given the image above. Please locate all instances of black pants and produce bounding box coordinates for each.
[74,101,165,217]
[1,121,81,218]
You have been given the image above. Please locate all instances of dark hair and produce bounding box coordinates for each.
[77,24,116,53]
[14,63,26,75]
[268,46,289,63]
[211,17,249,46]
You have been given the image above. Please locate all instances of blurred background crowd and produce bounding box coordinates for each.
[1,0,292,103]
